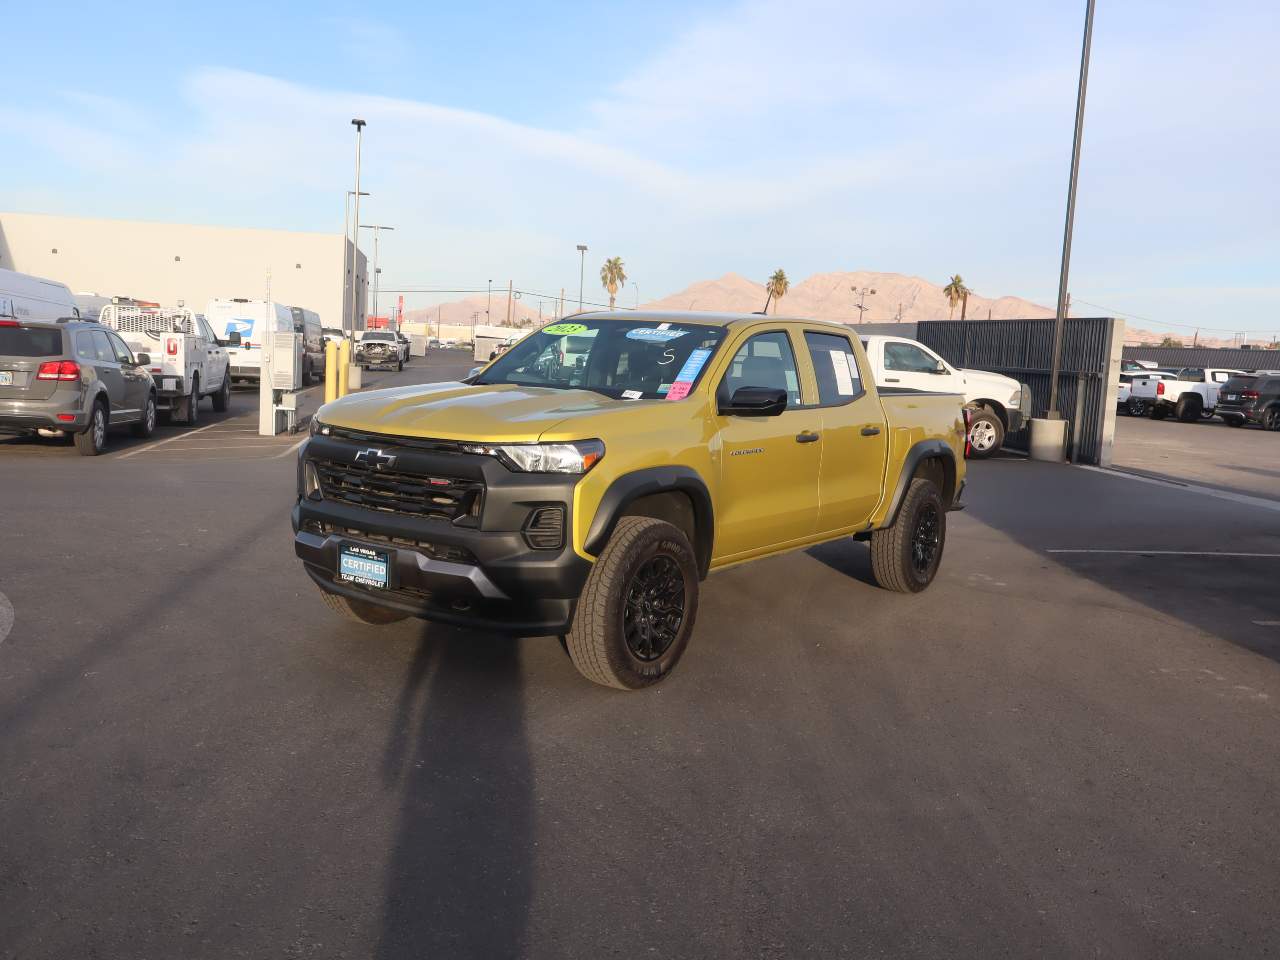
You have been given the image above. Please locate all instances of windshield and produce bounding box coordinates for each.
[475,319,726,400]
[363,332,395,342]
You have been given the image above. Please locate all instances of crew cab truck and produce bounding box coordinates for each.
[859,335,1029,459]
[294,312,967,689]
[98,303,230,424]
[1128,366,1242,421]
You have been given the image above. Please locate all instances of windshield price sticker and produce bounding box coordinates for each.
[543,322,588,336]
[626,326,687,343]
[665,348,712,401]
[666,382,693,401]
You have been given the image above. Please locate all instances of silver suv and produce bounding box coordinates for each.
[0,319,157,455]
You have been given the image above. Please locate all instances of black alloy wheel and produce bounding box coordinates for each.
[1265,406,1280,432]
[911,500,942,577]
[623,554,686,661]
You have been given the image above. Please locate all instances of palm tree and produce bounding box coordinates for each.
[600,257,627,310]
[764,269,789,315]
[943,274,972,320]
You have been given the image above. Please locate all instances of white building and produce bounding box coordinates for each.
[0,211,368,330]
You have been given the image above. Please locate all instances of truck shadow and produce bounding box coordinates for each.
[376,626,533,960]
[803,538,878,587]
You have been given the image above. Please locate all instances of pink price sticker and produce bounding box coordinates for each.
[665,381,692,401]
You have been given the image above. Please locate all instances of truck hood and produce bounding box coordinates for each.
[958,367,1019,398]
[315,381,633,442]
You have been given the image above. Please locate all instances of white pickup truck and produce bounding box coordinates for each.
[860,334,1030,458]
[1128,366,1241,422]
[98,304,231,424]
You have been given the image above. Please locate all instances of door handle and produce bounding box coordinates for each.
[885,377,900,383]
[795,431,820,443]
[861,426,881,437]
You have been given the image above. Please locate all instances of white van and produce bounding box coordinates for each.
[289,306,325,385]
[205,298,295,383]
[0,268,79,322]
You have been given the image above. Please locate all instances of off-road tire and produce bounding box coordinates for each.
[75,400,108,456]
[1176,393,1202,422]
[317,586,410,625]
[132,391,156,438]
[965,408,1004,459]
[212,370,231,412]
[870,478,946,594]
[565,516,699,690]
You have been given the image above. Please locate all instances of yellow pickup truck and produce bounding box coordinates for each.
[294,313,968,689]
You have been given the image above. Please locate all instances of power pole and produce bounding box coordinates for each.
[506,280,513,326]
[576,244,588,311]
[347,119,366,336]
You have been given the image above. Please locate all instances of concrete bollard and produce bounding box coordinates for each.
[337,339,351,398]
[1029,417,1068,462]
[324,340,338,403]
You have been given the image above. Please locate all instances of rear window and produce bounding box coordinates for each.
[0,326,64,357]
[1221,376,1258,391]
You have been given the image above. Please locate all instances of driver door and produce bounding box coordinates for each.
[712,330,821,561]
[881,340,955,392]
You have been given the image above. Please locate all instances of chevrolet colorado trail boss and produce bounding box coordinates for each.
[294,313,968,689]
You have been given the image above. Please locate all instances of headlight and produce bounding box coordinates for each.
[462,439,605,474]
[309,417,330,437]
[1009,387,1022,409]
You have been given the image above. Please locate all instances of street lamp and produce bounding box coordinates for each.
[360,224,395,327]
[342,190,369,332]
[347,119,366,336]
[576,244,588,311]
[852,285,877,323]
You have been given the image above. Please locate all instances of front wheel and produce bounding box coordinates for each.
[565,516,699,690]
[870,478,946,593]
[1127,397,1148,417]
[212,369,231,412]
[966,409,1004,459]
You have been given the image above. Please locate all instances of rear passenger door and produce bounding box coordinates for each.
[803,332,889,532]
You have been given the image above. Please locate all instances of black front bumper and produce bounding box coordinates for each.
[293,434,592,635]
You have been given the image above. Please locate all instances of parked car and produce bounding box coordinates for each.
[1118,369,1176,416]
[296,312,967,689]
[1128,367,1242,421]
[98,303,230,424]
[0,318,156,455]
[860,334,1030,458]
[1216,374,1280,430]
[354,330,403,371]
[290,307,326,385]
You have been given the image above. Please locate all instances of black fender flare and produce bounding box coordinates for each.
[880,440,957,528]
[584,466,714,578]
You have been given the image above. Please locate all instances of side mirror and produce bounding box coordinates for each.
[227,331,242,346]
[931,364,948,374]
[719,386,787,417]
[135,353,151,366]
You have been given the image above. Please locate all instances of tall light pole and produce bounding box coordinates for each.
[342,190,369,333]
[347,119,366,336]
[576,244,588,312]
[487,280,492,326]
[1048,0,1096,418]
[360,224,395,326]
[852,285,877,323]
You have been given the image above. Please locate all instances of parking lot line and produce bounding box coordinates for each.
[116,421,222,459]
[1076,464,1280,513]
[1048,549,1280,558]
[275,436,308,458]
[140,443,300,452]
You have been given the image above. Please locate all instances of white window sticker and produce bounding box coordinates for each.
[621,389,643,400]
[830,350,854,395]
[845,352,860,384]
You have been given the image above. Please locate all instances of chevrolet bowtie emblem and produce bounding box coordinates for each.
[353,448,396,470]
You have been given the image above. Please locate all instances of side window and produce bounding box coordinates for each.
[1211,371,1231,383]
[75,332,97,361]
[883,341,942,373]
[91,330,117,363]
[719,331,801,407]
[107,332,135,364]
[804,331,863,405]
[1179,368,1205,382]
[198,317,216,342]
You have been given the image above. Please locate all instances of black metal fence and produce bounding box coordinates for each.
[916,317,1120,464]
[1122,346,1280,371]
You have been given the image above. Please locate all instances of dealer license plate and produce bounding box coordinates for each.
[338,543,390,589]
[0,371,12,386]
[1225,393,1238,401]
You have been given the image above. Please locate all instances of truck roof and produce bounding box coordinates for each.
[570,310,853,332]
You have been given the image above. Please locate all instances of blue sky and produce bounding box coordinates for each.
[3,0,1277,337]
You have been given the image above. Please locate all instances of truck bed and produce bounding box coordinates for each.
[879,388,967,465]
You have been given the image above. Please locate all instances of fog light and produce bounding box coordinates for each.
[303,460,322,500]
[523,505,565,550]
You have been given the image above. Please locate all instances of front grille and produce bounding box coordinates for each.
[313,458,483,523]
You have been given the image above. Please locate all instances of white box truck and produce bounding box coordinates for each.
[206,299,296,384]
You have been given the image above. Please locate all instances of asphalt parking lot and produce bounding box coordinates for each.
[1112,410,1280,501]
[2,353,1279,959]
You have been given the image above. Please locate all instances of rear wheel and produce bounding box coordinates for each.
[74,401,108,456]
[180,375,200,426]
[871,478,946,593]
[1175,393,1202,422]
[1264,406,1280,432]
[317,586,410,625]
[965,409,1003,459]
[212,370,231,412]
[132,391,156,438]
[565,516,699,690]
